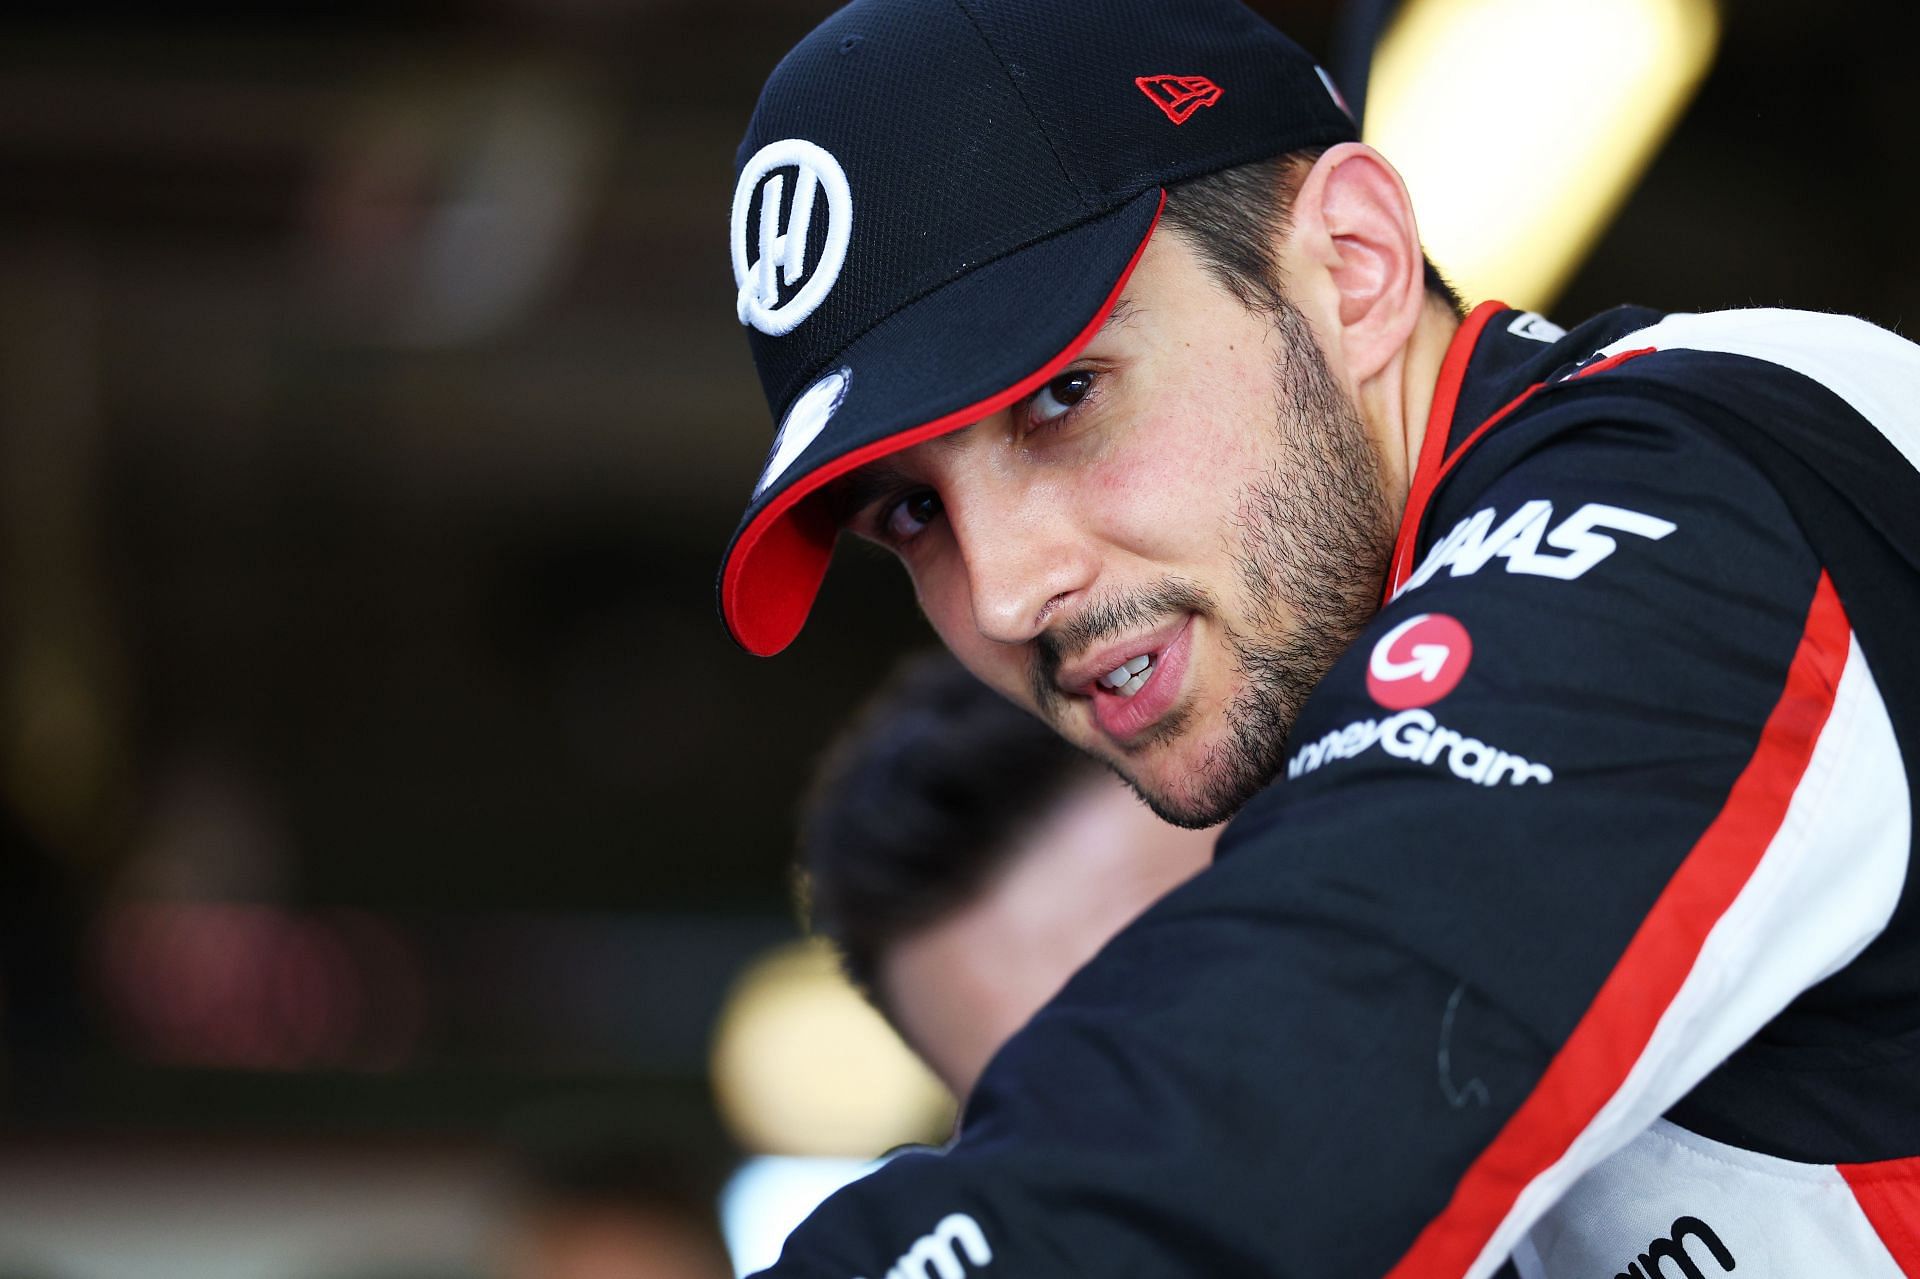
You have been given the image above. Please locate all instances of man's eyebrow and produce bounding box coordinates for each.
[827,460,915,527]
[1103,298,1143,331]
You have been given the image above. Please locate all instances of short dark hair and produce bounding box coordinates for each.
[1160,149,1466,318]
[797,651,1100,1000]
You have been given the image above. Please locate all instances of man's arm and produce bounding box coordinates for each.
[758,404,1910,1278]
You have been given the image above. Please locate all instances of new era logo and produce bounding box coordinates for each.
[1135,74,1222,125]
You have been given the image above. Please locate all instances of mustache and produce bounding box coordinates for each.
[1028,578,1218,717]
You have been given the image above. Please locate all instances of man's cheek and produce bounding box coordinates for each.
[912,580,1022,708]
[1093,427,1246,558]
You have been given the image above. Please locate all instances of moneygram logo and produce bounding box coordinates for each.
[1287,709,1553,788]
[1366,613,1472,710]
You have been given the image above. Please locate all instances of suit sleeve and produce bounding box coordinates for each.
[755,404,1912,1278]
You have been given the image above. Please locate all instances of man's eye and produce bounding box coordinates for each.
[884,489,942,542]
[1029,369,1096,428]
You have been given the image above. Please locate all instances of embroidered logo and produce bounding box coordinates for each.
[1286,708,1553,788]
[1366,613,1472,710]
[755,368,849,497]
[1396,501,1677,599]
[731,138,853,337]
[1135,75,1223,125]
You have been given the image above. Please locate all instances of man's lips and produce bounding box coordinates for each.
[1058,615,1195,697]
[1063,615,1197,749]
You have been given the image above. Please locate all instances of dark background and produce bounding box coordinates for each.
[0,0,1913,1139]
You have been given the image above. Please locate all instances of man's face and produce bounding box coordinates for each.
[842,229,1395,826]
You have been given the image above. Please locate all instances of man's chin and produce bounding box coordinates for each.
[1134,787,1235,830]
[1111,735,1271,830]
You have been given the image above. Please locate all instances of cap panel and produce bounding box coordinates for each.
[961,0,1356,195]
[737,0,1094,419]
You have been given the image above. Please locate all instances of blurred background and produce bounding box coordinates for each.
[0,0,1915,1275]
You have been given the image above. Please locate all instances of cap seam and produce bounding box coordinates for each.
[947,0,1092,207]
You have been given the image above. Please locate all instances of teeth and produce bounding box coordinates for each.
[1098,654,1155,695]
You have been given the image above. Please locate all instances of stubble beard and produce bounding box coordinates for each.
[1136,299,1396,828]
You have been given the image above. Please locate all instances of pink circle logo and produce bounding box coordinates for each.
[1365,613,1473,710]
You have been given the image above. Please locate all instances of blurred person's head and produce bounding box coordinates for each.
[501,1116,731,1279]
[799,652,1215,1099]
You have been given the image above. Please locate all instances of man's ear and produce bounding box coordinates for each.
[1283,143,1426,385]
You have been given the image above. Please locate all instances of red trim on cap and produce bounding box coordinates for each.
[1384,301,1506,601]
[722,191,1167,656]
[1839,1156,1920,1271]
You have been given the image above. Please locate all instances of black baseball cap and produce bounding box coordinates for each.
[718,0,1356,655]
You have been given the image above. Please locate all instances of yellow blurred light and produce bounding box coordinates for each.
[711,939,954,1158]
[1366,0,1720,311]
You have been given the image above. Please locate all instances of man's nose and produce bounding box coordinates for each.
[949,480,1096,647]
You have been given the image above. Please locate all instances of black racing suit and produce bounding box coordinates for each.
[756,304,1920,1277]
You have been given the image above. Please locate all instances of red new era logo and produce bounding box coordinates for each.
[1135,74,1223,125]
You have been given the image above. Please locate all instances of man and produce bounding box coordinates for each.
[716,1,1920,1274]
[798,651,1215,1100]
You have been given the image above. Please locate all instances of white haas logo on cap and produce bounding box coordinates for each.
[731,138,853,337]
